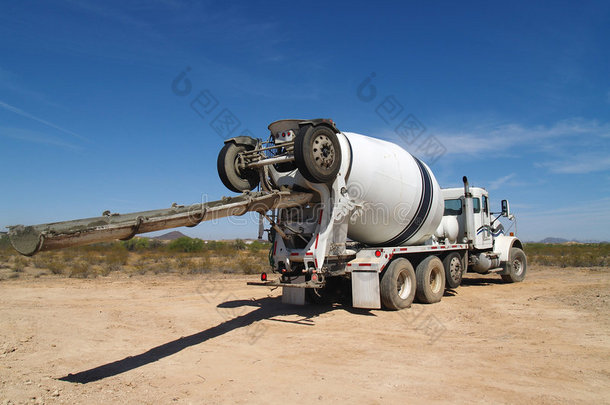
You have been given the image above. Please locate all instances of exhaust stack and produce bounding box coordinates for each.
[463,176,475,246]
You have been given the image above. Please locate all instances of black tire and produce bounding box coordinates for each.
[443,252,463,289]
[217,142,260,193]
[380,258,416,310]
[501,247,527,283]
[294,125,342,183]
[415,256,445,304]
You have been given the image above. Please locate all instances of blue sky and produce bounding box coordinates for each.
[1,0,609,242]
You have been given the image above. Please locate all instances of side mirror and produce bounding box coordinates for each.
[501,200,510,217]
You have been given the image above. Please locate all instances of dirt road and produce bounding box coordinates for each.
[1,266,609,404]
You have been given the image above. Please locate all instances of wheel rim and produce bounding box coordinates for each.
[449,257,461,281]
[397,270,412,299]
[233,154,245,176]
[429,268,442,293]
[312,134,335,170]
[513,258,523,276]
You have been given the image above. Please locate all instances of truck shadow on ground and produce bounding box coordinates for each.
[58,296,367,384]
[460,276,507,287]
[58,276,508,384]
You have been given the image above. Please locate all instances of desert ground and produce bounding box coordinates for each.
[1,265,609,404]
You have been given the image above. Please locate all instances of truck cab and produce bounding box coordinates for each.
[441,187,495,250]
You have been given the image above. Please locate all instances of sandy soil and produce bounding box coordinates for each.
[1,266,609,404]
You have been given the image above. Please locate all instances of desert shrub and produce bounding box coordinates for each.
[69,261,90,278]
[247,240,271,252]
[175,257,191,271]
[12,256,28,272]
[0,234,11,251]
[232,239,246,250]
[525,243,610,267]
[103,246,129,267]
[237,256,260,274]
[82,250,104,265]
[47,259,65,275]
[184,255,211,274]
[133,258,148,275]
[204,240,234,255]
[167,237,204,253]
[96,264,112,277]
[148,239,164,249]
[150,261,171,274]
[33,256,49,269]
[121,238,150,252]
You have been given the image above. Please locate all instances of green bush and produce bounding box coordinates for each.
[121,238,150,251]
[247,240,271,252]
[232,239,246,250]
[0,233,11,251]
[167,237,205,253]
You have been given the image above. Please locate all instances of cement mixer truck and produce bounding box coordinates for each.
[7,118,526,310]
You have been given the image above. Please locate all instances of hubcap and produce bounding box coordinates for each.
[397,271,411,299]
[449,257,461,280]
[513,259,523,275]
[430,268,441,293]
[312,134,335,169]
[233,154,245,176]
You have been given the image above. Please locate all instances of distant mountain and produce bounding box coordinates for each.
[539,237,570,244]
[533,237,608,244]
[152,231,188,241]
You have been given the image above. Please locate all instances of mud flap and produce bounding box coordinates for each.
[351,270,381,309]
[282,276,306,305]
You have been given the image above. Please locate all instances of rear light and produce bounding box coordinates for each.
[282,132,286,137]
[261,272,267,281]
[311,274,318,281]
[375,250,382,257]
[510,232,514,236]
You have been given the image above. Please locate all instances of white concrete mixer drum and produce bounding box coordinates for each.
[343,132,444,246]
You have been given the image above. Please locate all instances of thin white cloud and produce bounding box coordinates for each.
[0,127,81,150]
[488,173,516,190]
[0,67,65,109]
[432,118,610,156]
[536,153,610,174]
[0,100,88,142]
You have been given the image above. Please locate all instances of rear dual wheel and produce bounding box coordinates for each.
[443,252,463,289]
[415,256,446,304]
[380,258,416,310]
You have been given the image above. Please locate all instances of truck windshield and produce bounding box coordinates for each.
[444,199,462,215]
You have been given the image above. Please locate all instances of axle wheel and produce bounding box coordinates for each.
[217,142,260,193]
[380,258,416,310]
[443,252,463,289]
[415,256,445,304]
[501,247,527,283]
[294,125,342,183]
